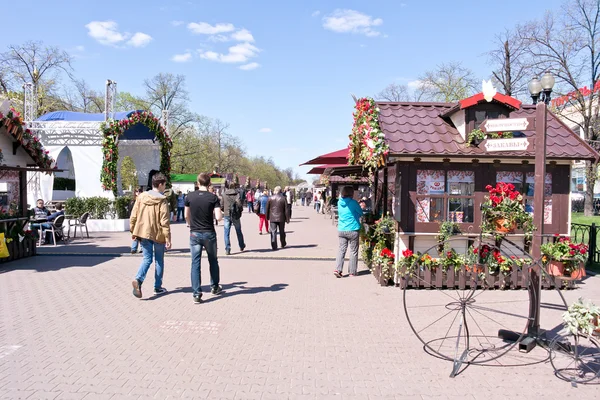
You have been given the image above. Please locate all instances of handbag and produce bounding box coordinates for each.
[253,200,261,214]
[0,233,10,258]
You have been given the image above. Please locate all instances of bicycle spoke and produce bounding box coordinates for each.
[469,304,530,320]
[437,309,462,353]
[416,307,459,335]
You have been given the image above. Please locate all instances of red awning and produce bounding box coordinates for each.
[306,163,348,174]
[300,148,349,165]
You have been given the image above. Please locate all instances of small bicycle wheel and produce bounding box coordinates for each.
[403,236,534,367]
[550,332,600,384]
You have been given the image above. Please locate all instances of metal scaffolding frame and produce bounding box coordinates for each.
[27,121,103,146]
[104,79,117,121]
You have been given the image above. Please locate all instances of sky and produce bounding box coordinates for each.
[4,0,566,182]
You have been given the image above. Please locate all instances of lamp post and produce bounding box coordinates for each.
[527,71,555,338]
[528,71,556,105]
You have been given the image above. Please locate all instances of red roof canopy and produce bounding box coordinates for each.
[306,163,348,174]
[300,148,349,165]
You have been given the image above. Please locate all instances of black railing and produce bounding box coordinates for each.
[570,222,600,265]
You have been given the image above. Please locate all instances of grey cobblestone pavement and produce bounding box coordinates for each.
[1,206,599,399]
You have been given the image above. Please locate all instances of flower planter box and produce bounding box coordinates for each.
[399,264,557,290]
[84,218,130,233]
[371,262,394,286]
[0,238,36,263]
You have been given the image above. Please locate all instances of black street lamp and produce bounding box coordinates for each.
[528,72,556,105]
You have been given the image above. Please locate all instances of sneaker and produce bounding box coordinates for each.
[132,279,142,298]
[154,287,167,295]
[193,294,202,304]
[211,285,223,295]
[225,249,231,255]
[240,246,245,252]
[259,232,262,235]
[333,271,342,278]
[349,273,357,277]
[130,250,137,254]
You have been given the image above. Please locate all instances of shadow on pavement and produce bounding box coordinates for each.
[143,281,289,302]
[0,255,118,273]
[243,244,317,253]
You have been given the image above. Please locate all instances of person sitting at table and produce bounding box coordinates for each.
[47,203,64,222]
[30,199,51,240]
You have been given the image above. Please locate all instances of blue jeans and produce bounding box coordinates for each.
[247,202,253,213]
[131,239,139,252]
[223,217,245,252]
[190,231,220,296]
[135,239,165,289]
[177,207,184,221]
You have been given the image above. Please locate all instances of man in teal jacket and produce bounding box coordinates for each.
[334,186,364,278]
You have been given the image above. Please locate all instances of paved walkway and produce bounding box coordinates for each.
[1,205,599,399]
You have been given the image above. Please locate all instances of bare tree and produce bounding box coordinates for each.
[64,79,104,112]
[519,0,600,215]
[375,83,410,102]
[487,28,531,98]
[143,73,198,139]
[0,41,73,117]
[416,62,480,102]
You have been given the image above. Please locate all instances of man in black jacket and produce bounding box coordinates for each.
[221,181,246,255]
[266,186,290,250]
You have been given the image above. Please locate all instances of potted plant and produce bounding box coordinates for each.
[436,221,461,254]
[562,298,600,336]
[373,243,395,284]
[541,235,588,278]
[440,248,466,273]
[466,128,486,147]
[487,131,514,139]
[396,249,418,276]
[481,182,534,234]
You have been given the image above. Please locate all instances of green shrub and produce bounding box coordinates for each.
[65,197,86,218]
[85,197,112,219]
[53,177,75,191]
[114,195,132,219]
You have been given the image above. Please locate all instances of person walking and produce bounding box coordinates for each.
[284,187,293,219]
[266,186,289,250]
[258,190,269,235]
[246,189,254,213]
[185,173,223,303]
[176,191,185,222]
[300,190,305,206]
[222,182,246,255]
[163,184,178,222]
[334,186,363,278]
[130,188,142,254]
[130,173,172,298]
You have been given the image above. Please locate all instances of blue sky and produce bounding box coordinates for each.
[5,0,565,181]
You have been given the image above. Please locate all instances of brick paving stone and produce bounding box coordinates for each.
[1,207,600,400]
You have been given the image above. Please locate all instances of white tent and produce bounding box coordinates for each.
[27,110,160,206]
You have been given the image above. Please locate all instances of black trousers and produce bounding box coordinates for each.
[287,203,292,219]
[269,221,286,249]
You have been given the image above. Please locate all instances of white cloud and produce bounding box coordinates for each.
[199,42,260,64]
[171,20,184,27]
[128,32,153,48]
[172,52,192,62]
[407,80,423,89]
[231,29,254,42]
[85,21,152,48]
[208,34,230,42]
[188,22,235,35]
[240,62,260,70]
[259,128,272,133]
[85,21,126,45]
[322,9,383,37]
[312,11,321,17]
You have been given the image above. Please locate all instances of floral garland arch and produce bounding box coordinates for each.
[348,97,389,174]
[101,111,172,196]
[0,108,55,173]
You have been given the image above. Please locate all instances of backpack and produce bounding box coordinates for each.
[229,198,243,220]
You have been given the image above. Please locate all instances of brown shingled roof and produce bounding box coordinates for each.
[376,101,599,161]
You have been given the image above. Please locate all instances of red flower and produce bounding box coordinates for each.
[402,249,413,258]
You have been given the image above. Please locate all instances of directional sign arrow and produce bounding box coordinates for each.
[480,117,536,133]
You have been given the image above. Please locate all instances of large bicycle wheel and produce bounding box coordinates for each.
[550,332,600,384]
[403,236,534,369]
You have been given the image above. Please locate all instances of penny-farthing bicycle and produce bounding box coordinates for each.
[401,233,600,383]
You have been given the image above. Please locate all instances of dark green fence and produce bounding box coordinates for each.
[570,222,600,265]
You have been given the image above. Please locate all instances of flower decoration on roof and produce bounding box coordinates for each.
[101,111,172,196]
[0,108,55,173]
[348,97,389,174]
